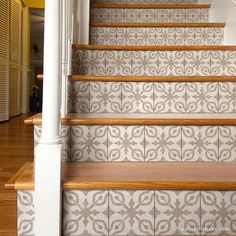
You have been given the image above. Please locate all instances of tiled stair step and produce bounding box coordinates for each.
[90,23,225,46]
[72,45,236,76]
[68,80,236,114]
[90,4,210,23]
[91,0,199,5]
[27,113,236,162]
[7,162,236,235]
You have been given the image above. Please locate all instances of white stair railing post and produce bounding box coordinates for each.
[35,0,62,235]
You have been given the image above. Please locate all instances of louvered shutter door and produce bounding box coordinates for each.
[0,0,9,121]
[9,0,22,117]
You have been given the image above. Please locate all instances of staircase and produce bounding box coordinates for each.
[6,0,236,235]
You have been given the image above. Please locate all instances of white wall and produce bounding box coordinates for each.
[199,0,236,44]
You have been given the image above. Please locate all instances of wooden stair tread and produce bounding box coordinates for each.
[90,22,225,28]
[25,113,236,126]
[69,75,236,82]
[73,44,236,51]
[90,4,211,9]
[5,162,236,190]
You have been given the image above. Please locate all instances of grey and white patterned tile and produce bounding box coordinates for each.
[79,50,107,76]
[17,191,35,236]
[219,82,236,113]
[219,126,236,162]
[122,82,154,113]
[155,191,201,235]
[185,82,218,113]
[63,190,109,236]
[211,51,236,76]
[91,8,209,23]
[90,27,224,46]
[106,50,132,76]
[182,126,219,162]
[131,51,159,76]
[109,190,155,236]
[145,126,182,161]
[73,81,90,113]
[71,125,108,162]
[91,0,198,4]
[154,82,186,113]
[158,51,185,76]
[201,191,236,235]
[90,82,122,113]
[108,126,145,161]
[185,51,211,76]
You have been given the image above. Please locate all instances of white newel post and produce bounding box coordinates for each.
[35,0,62,235]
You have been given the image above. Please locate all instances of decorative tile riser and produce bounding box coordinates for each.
[68,81,236,114]
[91,8,209,23]
[17,190,236,236]
[91,0,198,4]
[90,27,224,46]
[72,50,236,76]
[35,125,236,162]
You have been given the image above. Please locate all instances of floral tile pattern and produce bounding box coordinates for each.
[122,82,154,113]
[34,125,70,161]
[69,125,236,162]
[182,126,219,162]
[71,125,107,162]
[91,8,209,23]
[17,191,35,236]
[90,27,224,46]
[107,126,145,161]
[91,0,198,4]
[155,191,201,235]
[19,190,236,236]
[201,191,236,235]
[109,190,155,235]
[72,49,236,77]
[219,126,236,162]
[63,191,109,236]
[69,81,236,114]
[145,126,182,161]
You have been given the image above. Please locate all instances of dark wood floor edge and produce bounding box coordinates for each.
[4,162,32,190]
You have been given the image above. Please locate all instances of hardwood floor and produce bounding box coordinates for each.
[0,115,34,236]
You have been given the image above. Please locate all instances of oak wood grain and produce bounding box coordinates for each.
[6,162,236,190]
[90,4,211,9]
[90,22,225,28]
[73,44,236,51]
[69,75,236,82]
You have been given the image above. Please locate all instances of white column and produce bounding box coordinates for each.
[35,0,62,235]
[78,0,90,44]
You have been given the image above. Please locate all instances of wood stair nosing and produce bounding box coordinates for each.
[73,44,236,51]
[90,22,226,28]
[90,4,211,9]
[5,162,236,191]
[69,75,236,82]
[24,114,236,126]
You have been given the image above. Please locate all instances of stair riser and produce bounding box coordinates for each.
[91,8,209,23]
[35,125,236,162]
[72,50,236,76]
[69,81,236,114]
[18,190,236,236]
[91,0,198,4]
[90,27,224,46]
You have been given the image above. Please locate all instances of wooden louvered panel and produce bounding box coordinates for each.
[0,0,9,121]
[9,0,21,117]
